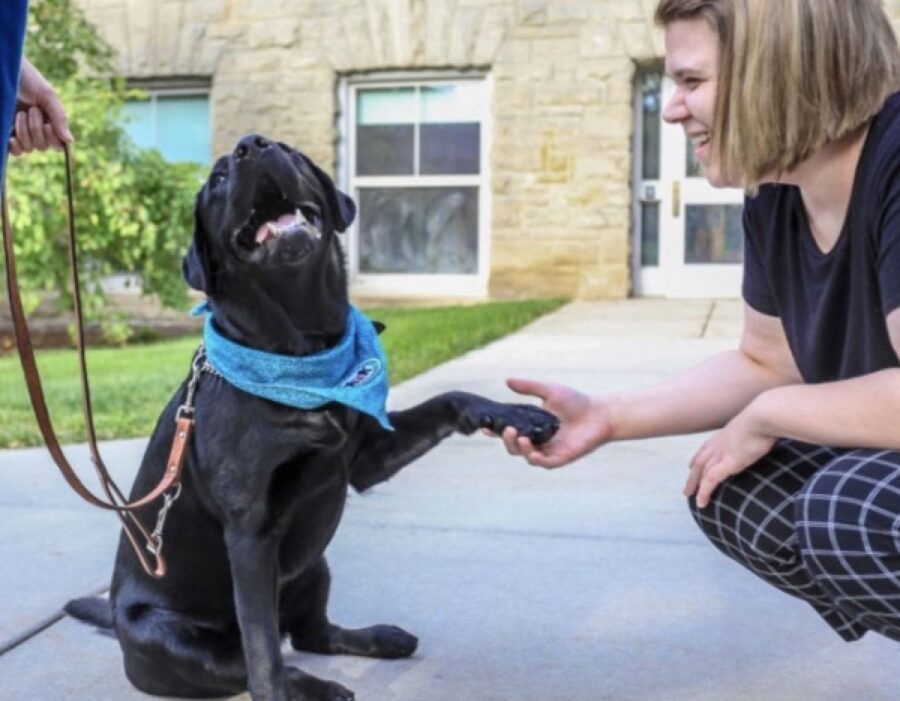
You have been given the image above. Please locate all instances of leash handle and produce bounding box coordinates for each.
[1,143,191,577]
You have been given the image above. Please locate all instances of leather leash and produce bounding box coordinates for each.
[0,142,192,578]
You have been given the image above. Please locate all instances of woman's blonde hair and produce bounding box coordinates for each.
[656,0,900,189]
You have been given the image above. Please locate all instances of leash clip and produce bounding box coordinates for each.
[146,482,183,557]
[174,345,208,424]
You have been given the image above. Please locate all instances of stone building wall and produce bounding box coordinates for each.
[75,0,665,301]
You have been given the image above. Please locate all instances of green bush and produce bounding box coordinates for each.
[4,0,201,330]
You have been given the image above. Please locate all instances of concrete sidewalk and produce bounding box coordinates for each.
[0,299,897,701]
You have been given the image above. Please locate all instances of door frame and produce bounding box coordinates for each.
[632,71,745,298]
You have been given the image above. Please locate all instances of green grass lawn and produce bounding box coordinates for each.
[0,299,566,449]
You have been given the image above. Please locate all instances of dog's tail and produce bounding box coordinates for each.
[64,596,114,630]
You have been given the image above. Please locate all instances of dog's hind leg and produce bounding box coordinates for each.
[115,605,249,698]
[284,558,418,659]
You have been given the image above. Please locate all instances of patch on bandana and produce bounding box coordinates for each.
[343,358,382,388]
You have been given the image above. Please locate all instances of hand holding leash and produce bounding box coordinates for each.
[8,57,73,156]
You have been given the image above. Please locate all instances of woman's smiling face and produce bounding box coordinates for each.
[662,17,735,187]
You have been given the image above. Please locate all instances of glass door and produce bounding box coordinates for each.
[633,71,744,298]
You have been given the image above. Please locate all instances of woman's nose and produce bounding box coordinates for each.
[662,90,689,124]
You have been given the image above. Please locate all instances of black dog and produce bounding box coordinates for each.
[65,135,558,701]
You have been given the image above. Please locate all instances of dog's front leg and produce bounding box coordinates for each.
[349,391,558,491]
[225,530,355,701]
[225,530,288,701]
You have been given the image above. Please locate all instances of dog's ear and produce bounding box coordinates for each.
[298,153,357,233]
[333,190,357,233]
[183,200,212,293]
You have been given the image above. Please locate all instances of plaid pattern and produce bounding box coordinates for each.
[689,438,900,642]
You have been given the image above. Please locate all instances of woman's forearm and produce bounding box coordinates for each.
[607,349,796,441]
[751,368,900,449]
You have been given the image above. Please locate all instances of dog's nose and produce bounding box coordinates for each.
[234,135,271,161]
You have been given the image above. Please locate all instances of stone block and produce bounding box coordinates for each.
[577,264,630,298]
[536,131,576,183]
[495,37,530,64]
[582,104,636,140]
[619,19,656,60]
[246,18,302,49]
[448,7,482,65]
[527,36,583,61]
[517,0,547,26]
[473,11,512,64]
[547,1,596,24]
[493,82,535,111]
[489,267,582,300]
[534,83,603,109]
[492,143,543,173]
[579,24,624,58]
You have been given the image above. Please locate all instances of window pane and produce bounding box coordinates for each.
[356,124,414,176]
[640,201,660,266]
[420,84,482,175]
[358,187,478,274]
[356,88,415,176]
[420,123,480,175]
[421,83,483,123]
[685,204,743,264]
[641,73,661,180]
[358,88,416,125]
[122,100,154,149]
[123,95,210,165]
[156,95,210,164]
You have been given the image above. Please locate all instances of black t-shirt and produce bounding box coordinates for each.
[742,92,900,383]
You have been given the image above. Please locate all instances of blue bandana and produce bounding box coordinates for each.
[192,302,393,430]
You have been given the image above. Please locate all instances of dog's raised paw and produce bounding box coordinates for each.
[483,403,560,445]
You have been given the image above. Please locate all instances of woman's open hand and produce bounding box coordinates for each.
[494,378,613,469]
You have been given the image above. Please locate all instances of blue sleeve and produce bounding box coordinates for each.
[0,1,29,183]
[741,193,779,316]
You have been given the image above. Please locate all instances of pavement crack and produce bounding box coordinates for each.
[0,610,66,657]
[699,301,715,338]
[0,583,107,658]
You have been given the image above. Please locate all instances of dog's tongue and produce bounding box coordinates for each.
[255,213,296,243]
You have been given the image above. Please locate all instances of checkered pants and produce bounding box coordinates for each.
[689,438,900,642]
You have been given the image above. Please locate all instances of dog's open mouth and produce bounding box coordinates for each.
[234,180,324,262]
[253,207,320,245]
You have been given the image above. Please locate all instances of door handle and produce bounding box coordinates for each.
[672,180,681,218]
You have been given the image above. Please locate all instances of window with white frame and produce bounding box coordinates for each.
[122,80,211,165]
[346,77,489,290]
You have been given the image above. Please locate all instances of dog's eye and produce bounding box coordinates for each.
[211,173,227,188]
[299,203,322,227]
